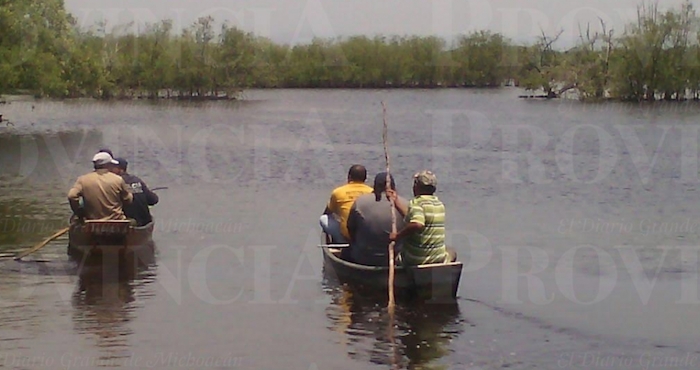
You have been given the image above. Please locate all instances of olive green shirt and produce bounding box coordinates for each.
[400,195,447,265]
[67,169,133,220]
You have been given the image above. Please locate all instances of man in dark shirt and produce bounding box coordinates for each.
[112,158,159,226]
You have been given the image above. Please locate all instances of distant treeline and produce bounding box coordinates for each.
[2,0,700,101]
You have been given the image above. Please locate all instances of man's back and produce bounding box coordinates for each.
[401,195,447,265]
[67,169,132,220]
[328,182,373,239]
[121,173,159,226]
[348,193,407,266]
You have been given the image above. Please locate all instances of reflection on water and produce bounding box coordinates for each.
[0,197,68,250]
[324,277,464,369]
[0,129,104,184]
[0,129,104,250]
[71,244,157,363]
[3,92,700,367]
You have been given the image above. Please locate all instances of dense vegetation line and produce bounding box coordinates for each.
[2,0,700,101]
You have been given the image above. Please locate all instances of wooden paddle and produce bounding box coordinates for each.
[13,227,70,261]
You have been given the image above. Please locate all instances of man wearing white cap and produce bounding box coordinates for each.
[67,152,133,221]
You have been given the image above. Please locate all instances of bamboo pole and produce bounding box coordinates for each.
[382,101,400,369]
[382,101,396,312]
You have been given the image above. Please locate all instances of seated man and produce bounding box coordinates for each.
[112,158,159,226]
[346,172,407,266]
[319,164,373,243]
[67,152,133,221]
[389,170,449,265]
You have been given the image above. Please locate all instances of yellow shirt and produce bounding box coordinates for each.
[327,182,373,239]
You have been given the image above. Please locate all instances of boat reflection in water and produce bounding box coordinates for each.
[70,242,157,364]
[323,274,464,369]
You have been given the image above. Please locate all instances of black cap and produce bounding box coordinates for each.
[98,148,114,157]
[115,157,128,170]
[373,172,395,192]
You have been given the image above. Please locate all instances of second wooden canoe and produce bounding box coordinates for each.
[321,245,463,302]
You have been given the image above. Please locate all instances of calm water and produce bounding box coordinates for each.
[2,89,700,369]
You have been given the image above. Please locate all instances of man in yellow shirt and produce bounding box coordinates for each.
[320,165,373,243]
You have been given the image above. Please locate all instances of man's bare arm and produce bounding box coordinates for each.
[67,181,84,218]
[386,189,408,216]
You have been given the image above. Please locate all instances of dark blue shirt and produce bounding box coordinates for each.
[121,173,158,226]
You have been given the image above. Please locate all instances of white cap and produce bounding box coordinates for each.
[92,152,119,166]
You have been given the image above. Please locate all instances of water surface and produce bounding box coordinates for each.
[1,89,700,369]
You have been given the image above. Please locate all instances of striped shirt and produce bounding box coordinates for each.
[401,195,447,265]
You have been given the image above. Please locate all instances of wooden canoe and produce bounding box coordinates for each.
[68,220,154,257]
[321,245,463,303]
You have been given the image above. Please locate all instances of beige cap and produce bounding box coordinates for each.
[413,170,437,187]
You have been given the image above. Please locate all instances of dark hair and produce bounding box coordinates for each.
[414,182,436,195]
[115,158,128,170]
[347,164,367,182]
[373,172,395,201]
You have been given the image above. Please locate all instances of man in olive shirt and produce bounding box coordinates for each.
[67,152,133,221]
[389,170,448,265]
[320,164,373,243]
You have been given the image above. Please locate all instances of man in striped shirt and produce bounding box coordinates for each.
[388,170,448,265]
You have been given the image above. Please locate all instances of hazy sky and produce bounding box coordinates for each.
[64,0,695,46]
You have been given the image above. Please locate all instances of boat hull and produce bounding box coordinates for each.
[322,246,463,302]
[68,221,154,257]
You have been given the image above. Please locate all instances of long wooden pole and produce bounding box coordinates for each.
[382,101,400,370]
[382,101,396,312]
[14,227,70,261]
